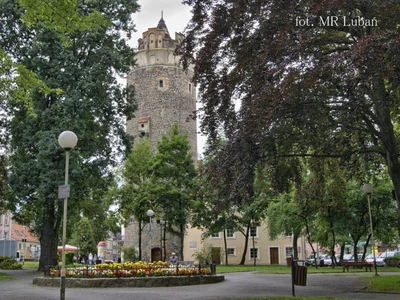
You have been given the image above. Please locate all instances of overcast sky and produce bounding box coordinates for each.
[129,0,206,157]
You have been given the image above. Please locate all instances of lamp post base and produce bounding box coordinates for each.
[60,276,66,300]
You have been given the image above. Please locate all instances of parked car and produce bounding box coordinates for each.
[319,254,332,266]
[375,251,400,267]
[305,254,321,266]
[365,253,382,265]
[305,254,332,266]
[342,254,354,262]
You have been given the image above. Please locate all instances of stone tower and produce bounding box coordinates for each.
[126,15,197,162]
[123,16,197,262]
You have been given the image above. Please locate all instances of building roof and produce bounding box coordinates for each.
[10,223,39,243]
[156,12,170,38]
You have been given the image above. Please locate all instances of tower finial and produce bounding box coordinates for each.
[161,10,163,20]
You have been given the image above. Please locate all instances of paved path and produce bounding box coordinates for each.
[1,268,399,299]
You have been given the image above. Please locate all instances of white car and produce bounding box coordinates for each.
[320,254,333,266]
[375,251,398,267]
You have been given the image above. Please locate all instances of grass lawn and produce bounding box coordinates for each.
[21,261,39,269]
[0,272,13,281]
[364,274,400,293]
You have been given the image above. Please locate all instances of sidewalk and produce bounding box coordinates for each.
[1,268,399,300]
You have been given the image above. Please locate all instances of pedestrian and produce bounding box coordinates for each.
[169,252,178,265]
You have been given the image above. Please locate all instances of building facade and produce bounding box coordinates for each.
[0,212,40,260]
[184,222,307,265]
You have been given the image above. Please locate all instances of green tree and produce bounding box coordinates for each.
[180,0,400,236]
[152,124,197,260]
[120,138,155,261]
[267,191,303,259]
[16,0,109,42]
[70,216,96,258]
[1,0,138,271]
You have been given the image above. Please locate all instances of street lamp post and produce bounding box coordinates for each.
[363,183,378,276]
[58,131,78,300]
[146,209,154,262]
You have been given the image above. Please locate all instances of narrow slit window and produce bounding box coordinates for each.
[159,80,164,88]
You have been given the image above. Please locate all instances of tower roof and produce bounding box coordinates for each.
[157,11,170,38]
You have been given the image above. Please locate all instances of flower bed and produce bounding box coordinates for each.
[49,261,212,278]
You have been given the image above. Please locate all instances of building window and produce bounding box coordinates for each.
[188,83,192,93]
[250,248,259,259]
[227,248,235,255]
[226,228,235,238]
[210,232,220,238]
[250,226,258,238]
[159,80,164,88]
[285,247,293,257]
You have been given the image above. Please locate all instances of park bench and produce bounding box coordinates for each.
[342,260,373,272]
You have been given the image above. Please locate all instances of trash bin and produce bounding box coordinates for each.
[294,265,307,286]
[210,263,216,275]
[44,265,52,277]
[286,257,292,267]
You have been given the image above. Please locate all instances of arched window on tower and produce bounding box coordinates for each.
[159,80,164,88]
[158,34,163,47]
[149,33,155,49]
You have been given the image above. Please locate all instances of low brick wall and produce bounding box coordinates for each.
[33,275,225,288]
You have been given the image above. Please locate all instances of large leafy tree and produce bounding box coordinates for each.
[180,0,400,236]
[152,124,197,260]
[1,0,138,270]
[120,138,155,260]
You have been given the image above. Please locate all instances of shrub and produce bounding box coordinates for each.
[384,255,400,267]
[0,256,23,270]
[66,253,74,265]
[122,247,138,262]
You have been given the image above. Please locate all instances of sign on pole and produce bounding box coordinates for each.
[58,185,70,199]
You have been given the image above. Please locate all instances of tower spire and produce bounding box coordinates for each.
[157,11,170,38]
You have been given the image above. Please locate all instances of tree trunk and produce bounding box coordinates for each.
[292,232,298,259]
[138,220,142,260]
[239,224,250,265]
[179,224,184,261]
[373,77,400,238]
[38,200,58,271]
[223,229,228,265]
[385,154,400,239]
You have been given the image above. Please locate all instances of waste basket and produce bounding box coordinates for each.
[286,257,292,267]
[44,265,52,277]
[294,265,307,286]
[210,263,216,275]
